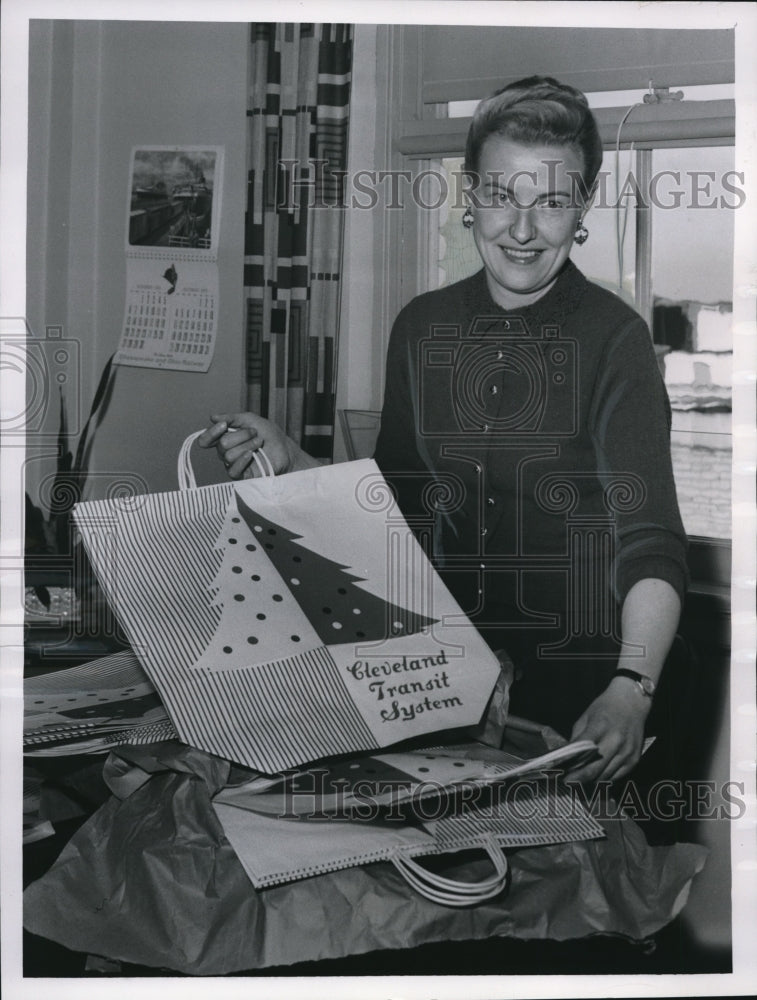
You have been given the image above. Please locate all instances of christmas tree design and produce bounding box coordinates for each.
[234,493,437,645]
[196,497,320,668]
[194,491,438,673]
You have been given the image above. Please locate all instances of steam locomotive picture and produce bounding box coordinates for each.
[128,148,217,249]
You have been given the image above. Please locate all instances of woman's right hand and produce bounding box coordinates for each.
[197,412,296,478]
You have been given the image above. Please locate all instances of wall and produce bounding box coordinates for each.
[333,24,382,462]
[26,20,248,500]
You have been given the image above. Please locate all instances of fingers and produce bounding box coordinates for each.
[564,711,632,783]
[197,418,229,448]
[225,449,255,480]
[569,756,634,784]
[566,752,624,785]
[198,411,286,478]
[197,414,263,478]
[565,730,640,784]
[563,685,650,785]
[218,427,258,479]
[222,430,258,464]
[199,414,250,448]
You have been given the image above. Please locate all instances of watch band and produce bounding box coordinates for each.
[614,668,656,697]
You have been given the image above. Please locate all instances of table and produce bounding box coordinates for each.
[23,740,711,977]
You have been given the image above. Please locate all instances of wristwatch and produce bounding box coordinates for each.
[614,668,656,698]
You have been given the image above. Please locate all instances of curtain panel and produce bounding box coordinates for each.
[244,23,352,460]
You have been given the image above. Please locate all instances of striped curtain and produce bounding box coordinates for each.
[244,23,352,460]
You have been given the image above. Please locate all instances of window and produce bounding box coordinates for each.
[649,145,734,540]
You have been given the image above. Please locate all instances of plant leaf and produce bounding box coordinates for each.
[73,352,117,477]
[25,492,50,555]
[57,388,73,475]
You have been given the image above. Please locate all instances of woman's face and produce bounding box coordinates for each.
[469,136,587,309]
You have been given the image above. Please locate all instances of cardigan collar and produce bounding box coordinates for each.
[462,259,589,335]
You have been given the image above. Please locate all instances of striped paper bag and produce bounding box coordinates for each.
[73,459,502,772]
[211,741,603,905]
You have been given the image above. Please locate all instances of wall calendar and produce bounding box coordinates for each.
[115,145,224,372]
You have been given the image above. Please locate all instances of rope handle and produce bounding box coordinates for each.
[391,842,509,908]
[178,429,274,491]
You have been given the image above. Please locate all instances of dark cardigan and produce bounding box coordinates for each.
[374,261,688,728]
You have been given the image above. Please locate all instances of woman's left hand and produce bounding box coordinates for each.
[564,677,652,783]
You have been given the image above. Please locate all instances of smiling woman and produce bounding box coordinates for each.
[201,75,689,788]
[466,139,587,307]
[461,76,601,309]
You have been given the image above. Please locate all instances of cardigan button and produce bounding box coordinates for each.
[486,497,495,506]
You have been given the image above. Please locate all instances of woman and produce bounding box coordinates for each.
[199,77,688,785]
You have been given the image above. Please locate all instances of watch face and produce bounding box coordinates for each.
[639,676,655,696]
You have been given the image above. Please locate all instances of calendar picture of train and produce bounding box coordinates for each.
[128,148,217,249]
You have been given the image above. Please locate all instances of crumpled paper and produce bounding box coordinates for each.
[23,742,707,975]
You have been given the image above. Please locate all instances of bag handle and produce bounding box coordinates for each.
[178,430,274,491]
[391,842,509,908]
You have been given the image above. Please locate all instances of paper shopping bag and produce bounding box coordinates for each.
[211,739,604,905]
[73,459,502,772]
[212,739,599,819]
[24,649,177,755]
[212,765,603,903]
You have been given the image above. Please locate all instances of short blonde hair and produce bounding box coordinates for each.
[465,76,603,200]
